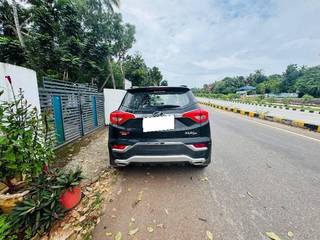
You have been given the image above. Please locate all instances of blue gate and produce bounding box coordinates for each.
[52,96,65,145]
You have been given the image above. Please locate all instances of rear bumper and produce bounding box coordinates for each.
[114,155,207,166]
[108,140,211,166]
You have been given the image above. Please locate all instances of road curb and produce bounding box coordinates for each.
[200,101,320,133]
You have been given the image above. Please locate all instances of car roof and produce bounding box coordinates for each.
[127,86,190,93]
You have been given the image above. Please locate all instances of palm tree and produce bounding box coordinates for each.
[11,0,25,48]
[102,0,120,12]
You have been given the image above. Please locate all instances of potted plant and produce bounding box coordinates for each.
[9,169,65,239]
[55,168,83,210]
[0,84,53,213]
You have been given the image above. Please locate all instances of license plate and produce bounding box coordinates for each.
[143,115,175,132]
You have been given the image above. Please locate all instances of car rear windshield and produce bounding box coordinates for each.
[121,89,196,112]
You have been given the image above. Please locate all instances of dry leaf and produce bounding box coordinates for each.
[128,228,139,236]
[134,191,143,206]
[111,215,116,218]
[288,231,294,238]
[74,226,83,232]
[201,176,209,182]
[105,232,113,237]
[164,208,169,215]
[266,232,282,240]
[147,226,154,233]
[131,217,136,222]
[206,230,213,240]
[156,223,164,228]
[128,188,132,192]
[247,191,254,198]
[114,232,122,240]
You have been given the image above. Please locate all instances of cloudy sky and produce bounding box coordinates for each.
[120,0,320,87]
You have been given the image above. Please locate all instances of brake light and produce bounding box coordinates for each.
[193,143,208,148]
[112,144,127,150]
[110,110,135,125]
[182,109,209,123]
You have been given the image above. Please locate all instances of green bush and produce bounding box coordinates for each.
[10,168,83,239]
[0,215,16,240]
[0,89,54,193]
[301,94,314,104]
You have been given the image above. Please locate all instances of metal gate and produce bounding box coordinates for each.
[39,78,104,146]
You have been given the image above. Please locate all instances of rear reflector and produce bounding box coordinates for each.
[112,144,127,150]
[110,110,135,125]
[192,143,208,148]
[182,109,209,123]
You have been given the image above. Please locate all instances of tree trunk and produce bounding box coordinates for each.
[12,0,25,48]
[108,57,116,89]
[99,74,111,92]
[120,61,126,89]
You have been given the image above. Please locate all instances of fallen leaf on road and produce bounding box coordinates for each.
[206,230,213,240]
[164,208,169,215]
[288,231,294,238]
[131,217,135,222]
[117,189,122,195]
[128,188,132,192]
[134,191,144,206]
[266,232,282,240]
[201,176,209,182]
[198,217,207,222]
[128,228,139,236]
[156,223,164,228]
[147,226,154,233]
[111,215,116,218]
[96,217,100,224]
[247,191,254,198]
[114,232,122,240]
[105,232,112,237]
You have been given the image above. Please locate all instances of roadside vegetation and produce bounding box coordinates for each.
[0,84,95,239]
[0,0,167,89]
[197,64,320,98]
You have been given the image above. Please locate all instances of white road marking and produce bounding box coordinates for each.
[214,109,320,143]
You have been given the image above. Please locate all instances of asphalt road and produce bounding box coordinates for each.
[93,107,320,240]
[198,97,320,125]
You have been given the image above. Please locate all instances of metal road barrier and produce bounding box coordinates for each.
[199,101,320,133]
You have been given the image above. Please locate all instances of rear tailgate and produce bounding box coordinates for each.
[110,87,206,141]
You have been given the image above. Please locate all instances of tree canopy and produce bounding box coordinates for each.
[201,64,320,97]
[0,0,165,89]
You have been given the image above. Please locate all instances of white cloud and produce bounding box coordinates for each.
[120,0,320,87]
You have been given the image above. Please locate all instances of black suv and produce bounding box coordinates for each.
[108,86,211,167]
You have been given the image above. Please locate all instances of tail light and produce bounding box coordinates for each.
[110,110,135,125]
[112,144,127,150]
[192,143,208,148]
[182,109,209,123]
